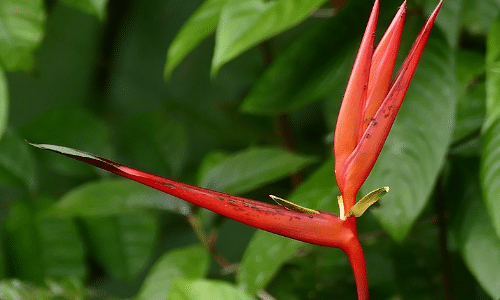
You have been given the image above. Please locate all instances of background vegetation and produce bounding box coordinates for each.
[0,0,499,299]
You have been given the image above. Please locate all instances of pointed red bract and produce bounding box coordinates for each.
[335,0,443,215]
[339,0,443,200]
[363,1,406,133]
[334,0,379,191]
[29,142,356,248]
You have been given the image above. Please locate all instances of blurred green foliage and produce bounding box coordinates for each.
[0,0,500,299]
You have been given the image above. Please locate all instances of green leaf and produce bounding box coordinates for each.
[22,108,112,177]
[453,174,500,299]
[240,2,373,115]
[424,0,463,48]
[82,214,158,282]
[456,50,485,89]
[0,0,46,71]
[461,0,500,36]
[237,159,339,294]
[0,68,7,139]
[481,118,500,240]
[169,279,254,300]
[3,197,86,283]
[482,15,500,241]
[164,0,228,79]
[452,50,485,144]
[0,129,36,190]
[485,16,500,131]
[363,29,457,241]
[48,178,190,217]
[0,278,89,300]
[59,0,108,21]
[0,280,51,300]
[137,245,210,300]
[197,147,315,194]
[211,0,328,76]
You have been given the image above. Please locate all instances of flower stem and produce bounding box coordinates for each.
[343,218,369,300]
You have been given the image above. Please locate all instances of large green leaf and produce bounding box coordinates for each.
[424,0,463,48]
[239,1,373,115]
[22,108,112,177]
[452,50,485,144]
[169,279,254,300]
[452,168,500,299]
[164,0,228,79]
[481,118,500,240]
[482,16,500,240]
[237,159,339,294]
[82,214,158,282]
[3,197,86,283]
[0,0,46,71]
[211,0,328,76]
[0,68,7,139]
[0,129,36,190]
[461,0,500,35]
[485,16,500,130]
[59,0,108,21]
[362,29,457,241]
[47,178,191,217]
[137,245,210,300]
[197,147,315,195]
[0,278,89,300]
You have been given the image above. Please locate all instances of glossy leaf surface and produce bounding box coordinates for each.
[363,30,456,241]
[452,50,485,144]
[169,278,254,300]
[211,0,328,76]
[165,0,228,78]
[0,69,7,139]
[137,245,210,300]
[451,160,500,299]
[0,0,46,71]
[482,16,500,240]
[47,178,190,217]
[240,1,374,115]
[481,118,500,240]
[197,147,315,194]
[59,0,108,21]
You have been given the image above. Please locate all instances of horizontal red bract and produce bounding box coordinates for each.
[29,142,368,299]
[29,142,356,248]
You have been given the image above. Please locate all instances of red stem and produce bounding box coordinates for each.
[343,218,369,300]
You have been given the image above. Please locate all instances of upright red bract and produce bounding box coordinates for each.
[30,1,444,299]
[335,0,443,218]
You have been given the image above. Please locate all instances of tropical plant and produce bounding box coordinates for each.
[1,0,500,299]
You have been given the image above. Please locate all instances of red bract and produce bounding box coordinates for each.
[30,1,443,299]
[335,0,443,217]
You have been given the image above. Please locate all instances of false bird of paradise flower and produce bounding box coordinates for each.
[29,1,443,298]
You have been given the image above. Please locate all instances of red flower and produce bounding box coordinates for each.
[30,1,443,299]
[335,0,443,219]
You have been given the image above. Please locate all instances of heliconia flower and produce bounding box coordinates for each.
[28,1,444,299]
[334,0,443,218]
